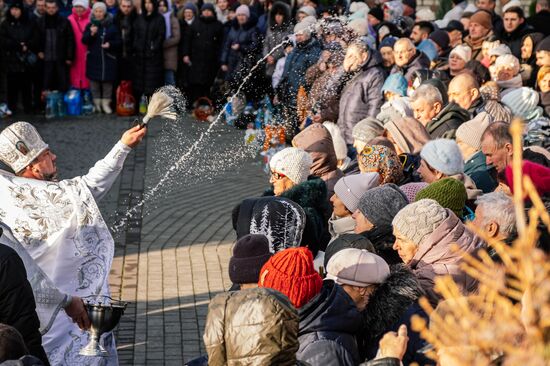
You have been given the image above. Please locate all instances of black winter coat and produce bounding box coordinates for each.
[527,10,550,36]
[0,241,49,365]
[0,11,39,73]
[37,13,74,62]
[359,227,402,266]
[338,50,386,144]
[183,14,224,86]
[360,265,433,366]
[390,50,430,82]
[426,101,470,139]
[297,281,362,366]
[82,15,121,81]
[132,10,165,95]
[114,11,136,60]
[220,16,260,82]
[499,22,534,59]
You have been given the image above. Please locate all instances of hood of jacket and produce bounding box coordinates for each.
[268,1,291,29]
[410,209,483,269]
[293,124,339,177]
[521,32,545,64]
[361,48,384,72]
[361,264,424,341]
[204,287,300,366]
[299,280,362,336]
[141,0,160,19]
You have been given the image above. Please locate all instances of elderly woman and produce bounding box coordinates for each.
[352,184,408,265]
[448,44,472,77]
[267,147,330,256]
[494,54,523,96]
[82,1,121,113]
[392,199,484,306]
[358,144,404,185]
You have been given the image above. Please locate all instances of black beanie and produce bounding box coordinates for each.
[324,234,376,269]
[429,30,450,52]
[536,36,550,53]
[369,7,384,23]
[229,234,273,284]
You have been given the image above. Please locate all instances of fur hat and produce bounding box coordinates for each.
[415,178,468,217]
[420,139,464,176]
[0,122,49,174]
[334,173,380,213]
[392,199,449,246]
[270,147,312,185]
[259,247,323,308]
[229,234,273,284]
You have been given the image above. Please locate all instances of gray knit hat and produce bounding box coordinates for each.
[352,117,384,143]
[392,199,448,246]
[420,139,464,176]
[333,173,380,213]
[270,147,313,184]
[357,184,408,229]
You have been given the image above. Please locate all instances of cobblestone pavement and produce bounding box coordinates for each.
[0,116,268,365]
[2,113,267,365]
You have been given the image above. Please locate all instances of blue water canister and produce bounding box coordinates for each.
[64,89,82,115]
[56,92,65,117]
[224,99,235,126]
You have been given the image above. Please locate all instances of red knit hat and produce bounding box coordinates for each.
[258,247,322,309]
[505,161,550,197]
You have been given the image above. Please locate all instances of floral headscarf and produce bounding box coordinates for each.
[358,144,404,184]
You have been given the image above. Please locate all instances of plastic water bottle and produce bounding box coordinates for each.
[224,99,235,126]
[82,91,94,115]
[45,93,55,119]
[56,92,65,117]
[139,95,147,114]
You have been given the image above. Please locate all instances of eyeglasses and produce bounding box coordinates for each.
[394,49,414,56]
[270,171,286,180]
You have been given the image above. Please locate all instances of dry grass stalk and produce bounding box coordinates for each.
[410,118,550,365]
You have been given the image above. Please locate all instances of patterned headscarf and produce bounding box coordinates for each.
[359,145,404,184]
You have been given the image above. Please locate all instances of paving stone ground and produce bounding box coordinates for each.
[2,113,267,365]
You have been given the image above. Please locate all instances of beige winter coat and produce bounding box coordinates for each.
[163,14,181,71]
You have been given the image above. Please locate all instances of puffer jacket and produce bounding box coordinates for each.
[0,235,49,365]
[409,210,484,306]
[338,50,386,144]
[426,101,470,139]
[203,287,301,366]
[297,280,362,366]
[263,1,292,77]
[82,14,121,82]
[390,50,430,82]
[293,124,344,199]
[278,37,322,101]
[359,265,432,366]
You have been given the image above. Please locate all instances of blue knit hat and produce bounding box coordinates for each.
[184,2,197,14]
[379,36,398,50]
[382,73,408,97]
[417,39,438,61]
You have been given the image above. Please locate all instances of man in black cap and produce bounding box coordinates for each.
[444,20,465,47]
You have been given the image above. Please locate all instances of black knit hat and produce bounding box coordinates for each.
[369,6,384,23]
[536,35,550,53]
[324,234,376,268]
[229,234,273,284]
[429,30,450,52]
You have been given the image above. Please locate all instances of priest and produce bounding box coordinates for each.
[0,122,146,365]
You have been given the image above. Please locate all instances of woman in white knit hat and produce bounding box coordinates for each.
[449,44,472,77]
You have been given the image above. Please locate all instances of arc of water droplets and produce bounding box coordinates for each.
[111,41,288,233]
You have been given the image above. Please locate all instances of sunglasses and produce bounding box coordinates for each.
[270,171,286,180]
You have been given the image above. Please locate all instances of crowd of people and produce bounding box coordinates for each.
[1,0,550,365]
